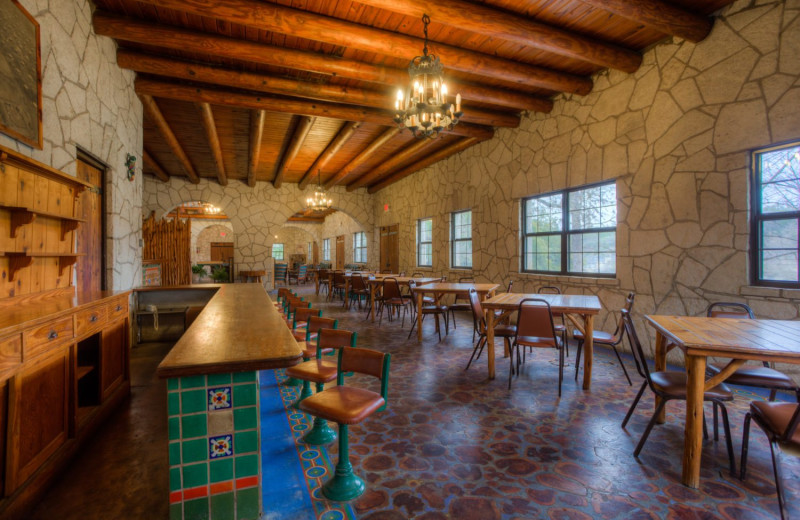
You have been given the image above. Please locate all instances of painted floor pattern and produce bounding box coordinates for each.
[264,285,800,520]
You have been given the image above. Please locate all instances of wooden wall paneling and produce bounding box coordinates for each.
[0,379,7,494]
[16,170,34,210]
[142,214,191,286]
[31,175,48,213]
[0,210,12,253]
[29,258,44,295]
[101,319,127,400]
[75,159,104,295]
[0,165,18,206]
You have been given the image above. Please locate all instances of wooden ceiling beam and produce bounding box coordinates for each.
[298,122,362,190]
[368,137,481,193]
[197,103,228,186]
[142,148,170,182]
[325,127,400,189]
[248,110,265,188]
[577,0,712,42]
[94,11,552,111]
[346,138,434,191]
[274,116,315,189]
[117,50,524,126]
[134,78,495,141]
[353,0,641,72]
[139,94,200,184]
[130,0,592,95]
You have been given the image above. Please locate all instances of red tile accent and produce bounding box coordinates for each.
[210,481,234,495]
[235,476,259,489]
[169,491,182,504]
[183,486,209,500]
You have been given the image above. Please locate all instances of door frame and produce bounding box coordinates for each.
[76,148,107,291]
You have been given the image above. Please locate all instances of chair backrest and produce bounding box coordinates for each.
[411,272,423,277]
[506,280,513,293]
[515,298,558,343]
[621,309,652,384]
[351,274,366,291]
[611,292,636,337]
[306,316,338,343]
[333,271,346,284]
[286,297,309,315]
[468,288,485,332]
[459,277,475,283]
[298,264,308,277]
[337,347,391,404]
[706,302,755,319]
[382,278,403,299]
[317,328,357,360]
[277,287,293,302]
[538,286,561,294]
[318,268,329,281]
[275,263,287,279]
[293,307,321,329]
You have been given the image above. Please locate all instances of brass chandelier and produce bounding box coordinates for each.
[306,170,333,212]
[393,14,462,138]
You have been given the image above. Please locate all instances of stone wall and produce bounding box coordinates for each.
[272,225,315,263]
[373,0,800,370]
[191,220,234,264]
[1,0,142,291]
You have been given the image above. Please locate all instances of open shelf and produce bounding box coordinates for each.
[5,252,85,281]
[1,205,85,240]
[76,365,94,380]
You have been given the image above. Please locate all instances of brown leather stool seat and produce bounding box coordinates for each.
[285,357,338,386]
[707,364,796,390]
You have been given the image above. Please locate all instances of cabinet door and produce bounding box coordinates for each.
[101,318,127,400]
[5,345,70,494]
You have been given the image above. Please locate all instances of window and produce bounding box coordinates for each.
[353,232,367,263]
[522,181,616,276]
[272,243,284,261]
[752,141,800,286]
[322,238,330,261]
[308,242,312,261]
[417,218,432,267]
[451,210,472,268]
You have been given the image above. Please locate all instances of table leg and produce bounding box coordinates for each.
[416,291,423,341]
[486,307,496,379]
[370,283,376,322]
[682,354,706,488]
[315,276,320,295]
[654,331,667,424]
[581,313,594,390]
[343,279,350,308]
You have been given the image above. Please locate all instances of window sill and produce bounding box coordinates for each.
[740,286,800,299]
[510,271,620,287]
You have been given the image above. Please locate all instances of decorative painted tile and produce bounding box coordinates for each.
[208,409,234,435]
[209,435,233,459]
[208,387,232,410]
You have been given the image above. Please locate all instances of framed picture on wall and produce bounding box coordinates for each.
[0,1,43,149]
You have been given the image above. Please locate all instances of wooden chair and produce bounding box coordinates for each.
[318,269,331,295]
[448,276,474,332]
[330,271,347,302]
[378,278,412,327]
[508,298,567,394]
[620,309,736,474]
[347,274,369,310]
[574,292,636,385]
[289,264,308,285]
[537,286,567,355]
[740,396,800,520]
[407,280,449,341]
[274,287,294,309]
[274,263,288,286]
[292,307,321,342]
[286,328,354,444]
[465,288,516,371]
[299,346,390,501]
[287,315,335,400]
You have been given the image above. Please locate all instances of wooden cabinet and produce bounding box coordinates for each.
[101,318,127,400]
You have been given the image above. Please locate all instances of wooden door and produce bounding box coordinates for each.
[210,242,233,262]
[380,225,399,273]
[101,318,127,400]
[312,241,319,264]
[75,158,104,293]
[335,236,345,270]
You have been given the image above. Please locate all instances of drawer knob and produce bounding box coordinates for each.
[48,330,58,340]
[90,315,98,323]
[115,305,123,311]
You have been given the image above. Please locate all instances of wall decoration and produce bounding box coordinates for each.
[0,1,42,149]
[125,153,136,181]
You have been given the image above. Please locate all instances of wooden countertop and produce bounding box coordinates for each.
[0,288,131,334]
[156,284,302,378]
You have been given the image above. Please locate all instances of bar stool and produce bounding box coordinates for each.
[300,346,390,501]
[289,316,338,408]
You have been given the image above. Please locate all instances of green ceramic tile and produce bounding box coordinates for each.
[183,497,209,520]
[207,373,231,386]
[232,371,256,383]
[233,407,257,431]
[235,454,259,478]
[181,375,206,389]
[167,378,179,391]
[182,390,207,414]
[182,438,208,464]
[169,441,182,466]
[210,492,235,520]
[236,487,259,520]
[181,414,207,438]
[169,467,182,492]
[209,458,233,483]
[168,417,181,441]
[182,463,208,488]
[168,393,180,417]
[169,503,182,520]
[234,431,258,454]
[233,384,256,408]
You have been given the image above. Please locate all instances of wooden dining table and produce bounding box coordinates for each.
[366,276,441,321]
[645,315,800,488]
[482,293,602,387]
[410,282,500,341]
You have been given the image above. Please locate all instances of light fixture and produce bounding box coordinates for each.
[306,170,333,212]
[393,14,462,139]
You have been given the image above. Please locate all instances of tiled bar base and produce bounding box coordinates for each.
[168,372,262,520]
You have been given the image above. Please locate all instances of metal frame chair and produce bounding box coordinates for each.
[574,292,636,385]
[508,298,566,394]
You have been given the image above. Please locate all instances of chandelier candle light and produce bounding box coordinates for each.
[306,170,333,212]
[394,14,462,138]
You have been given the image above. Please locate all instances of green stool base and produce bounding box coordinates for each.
[321,472,365,502]
[291,381,314,409]
[281,376,303,387]
[303,417,336,445]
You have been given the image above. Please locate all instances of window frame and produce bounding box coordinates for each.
[521,180,617,278]
[272,243,284,261]
[417,218,433,267]
[322,238,330,261]
[450,209,473,269]
[750,140,800,288]
[353,231,367,263]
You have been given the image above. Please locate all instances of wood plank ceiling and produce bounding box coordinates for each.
[93,0,735,194]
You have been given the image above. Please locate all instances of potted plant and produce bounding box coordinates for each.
[211,266,229,283]
[191,264,205,284]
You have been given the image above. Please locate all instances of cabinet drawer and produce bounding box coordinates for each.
[0,334,22,378]
[75,306,107,337]
[23,317,73,360]
[107,297,129,321]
